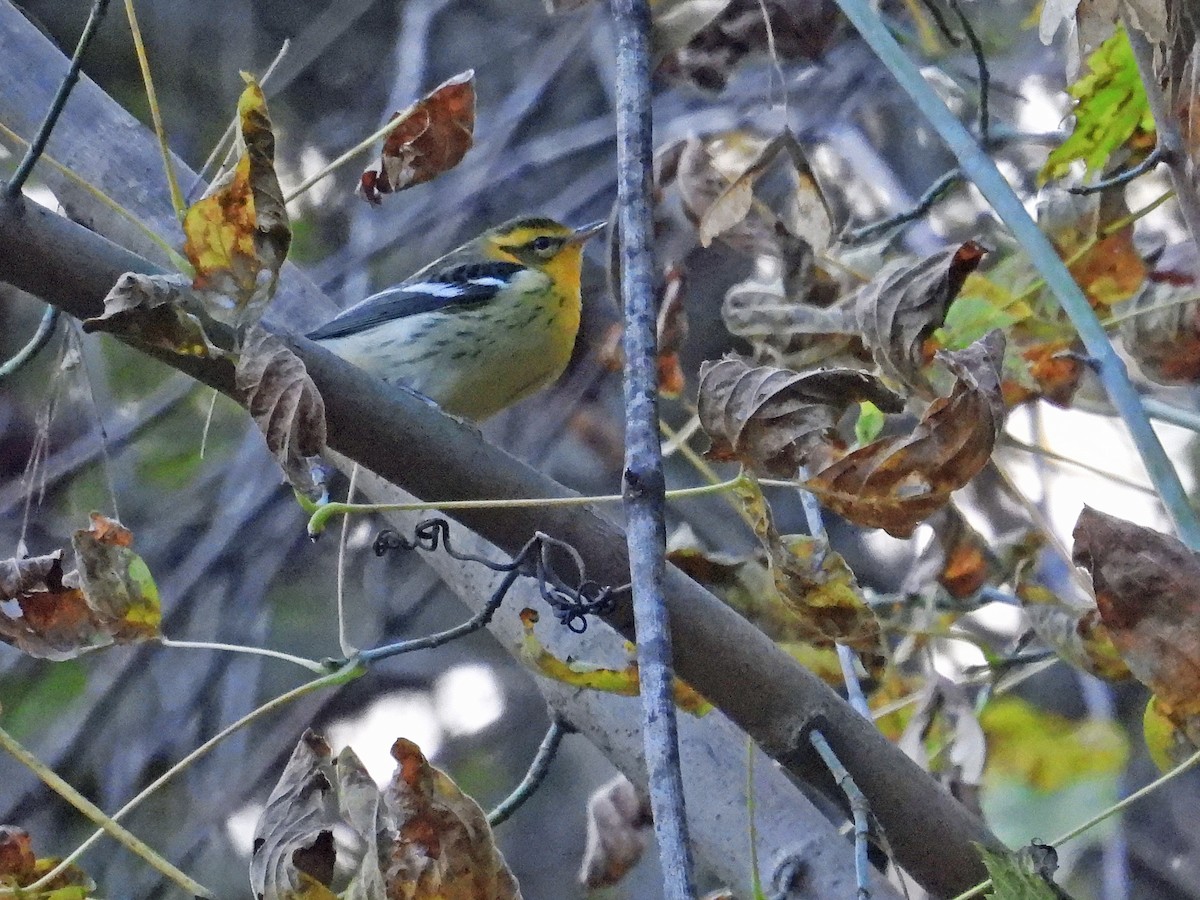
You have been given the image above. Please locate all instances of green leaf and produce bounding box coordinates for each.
[854,401,886,446]
[938,296,1019,351]
[1040,26,1154,185]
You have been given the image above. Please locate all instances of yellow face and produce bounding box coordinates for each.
[484,219,589,296]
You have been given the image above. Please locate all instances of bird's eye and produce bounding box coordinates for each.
[531,236,556,256]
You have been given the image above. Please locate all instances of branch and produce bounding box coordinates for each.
[609,0,695,896]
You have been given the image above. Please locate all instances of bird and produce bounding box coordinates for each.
[306,216,605,421]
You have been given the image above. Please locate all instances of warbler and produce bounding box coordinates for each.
[307,217,605,420]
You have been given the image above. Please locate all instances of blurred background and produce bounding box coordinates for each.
[3,0,1200,897]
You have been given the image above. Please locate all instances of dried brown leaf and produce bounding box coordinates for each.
[235,327,327,499]
[82,273,219,356]
[0,514,161,661]
[252,731,521,899]
[359,70,475,205]
[1073,506,1200,745]
[1118,243,1200,384]
[578,775,651,889]
[805,330,1006,537]
[697,355,904,477]
[856,241,986,395]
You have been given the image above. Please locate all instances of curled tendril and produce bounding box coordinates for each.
[374,519,627,633]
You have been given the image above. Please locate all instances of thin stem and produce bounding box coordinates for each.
[306,476,743,534]
[611,0,695,895]
[123,0,185,220]
[0,304,59,380]
[1070,145,1165,195]
[809,729,872,900]
[4,0,112,199]
[22,665,359,891]
[998,436,1157,495]
[0,724,213,898]
[1140,397,1200,435]
[157,637,327,673]
[357,567,519,663]
[337,463,360,657]
[830,0,1200,549]
[488,716,570,826]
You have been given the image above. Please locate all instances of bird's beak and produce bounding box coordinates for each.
[568,220,607,245]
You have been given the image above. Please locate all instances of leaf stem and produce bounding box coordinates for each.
[123,0,185,220]
[157,637,328,672]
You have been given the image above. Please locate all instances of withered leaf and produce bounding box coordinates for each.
[676,135,776,256]
[359,70,475,205]
[805,330,1006,537]
[0,513,161,661]
[183,74,291,330]
[698,130,832,253]
[734,477,882,663]
[235,327,327,500]
[1072,506,1200,746]
[82,272,221,357]
[252,730,522,899]
[856,242,986,395]
[579,775,651,889]
[697,355,904,478]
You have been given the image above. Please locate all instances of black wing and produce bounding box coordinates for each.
[306,262,524,340]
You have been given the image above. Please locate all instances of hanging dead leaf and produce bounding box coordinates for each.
[82,272,222,357]
[805,330,1006,537]
[578,775,651,889]
[183,74,291,330]
[0,514,161,661]
[235,327,327,500]
[1001,339,1086,408]
[900,508,998,600]
[675,135,775,256]
[252,730,522,899]
[1072,506,1200,747]
[897,678,986,810]
[518,609,711,714]
[856,242,986,395]
[359,70,475,205]
[733,477,882,662]
[697,355,904,477]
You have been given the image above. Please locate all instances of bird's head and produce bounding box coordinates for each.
[481,216,606,289]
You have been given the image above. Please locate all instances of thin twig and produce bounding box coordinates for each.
[610,0,695,896]
[488,716,571,827]
[123,0,185,219]
[830,0,1200,550]
[843,167,960,243]
[1125,20,1200,253]
[0,303,59,380]
[1070,144,1166,195]
[4,0,112,198]
[809,729,873,900]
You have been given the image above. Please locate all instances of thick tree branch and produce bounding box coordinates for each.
[0,188,999,896]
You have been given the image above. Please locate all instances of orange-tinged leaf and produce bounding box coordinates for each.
[1067,227,1146,306]
[0,826,94,896]
[1073,506,1200,747]
[0,514,161,660]
[805,330,1006,537]
[1001,338,1085,408]
[359,70,475,205]
[697,355,903,477]
[1118,243,1200,384]
[183,74,290,330]
[518,609,711,714]
[252,730,522,900]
